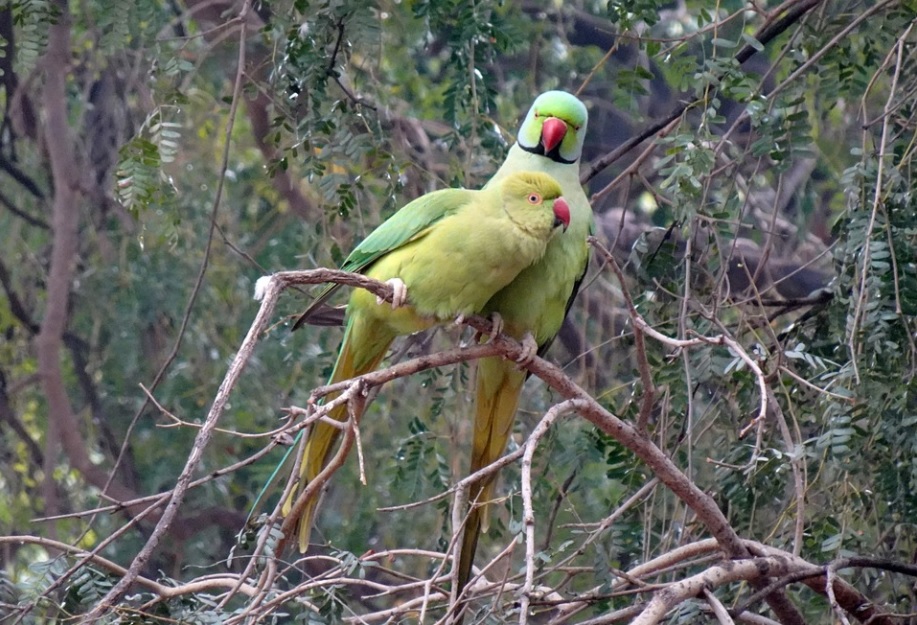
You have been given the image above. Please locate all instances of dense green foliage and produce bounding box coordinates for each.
[1,0,916,622]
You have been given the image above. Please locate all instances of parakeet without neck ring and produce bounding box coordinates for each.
[283,170,572,552]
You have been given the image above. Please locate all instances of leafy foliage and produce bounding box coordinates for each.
[11,0,53,70]
[2,0,917,623]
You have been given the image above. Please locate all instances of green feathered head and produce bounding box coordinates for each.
[516,90,588,165]
[499,171,570,232]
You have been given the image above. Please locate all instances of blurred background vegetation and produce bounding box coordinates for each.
[1,0,916,622]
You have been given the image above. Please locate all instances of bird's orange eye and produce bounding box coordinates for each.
[527,193,542,204]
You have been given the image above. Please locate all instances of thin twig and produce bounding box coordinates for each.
[0,536,258,599]
[82,6,253,616]
[519,400,587,625]
[848,20,914,383]
[580,0,825,185]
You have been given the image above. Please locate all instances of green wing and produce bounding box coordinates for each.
[248,186,477,523]
[340,187,473,272]
[291,187,473,329]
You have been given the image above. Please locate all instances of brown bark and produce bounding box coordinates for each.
[179,0,319,220]
[246,89,319,220]
[35,0,138,520]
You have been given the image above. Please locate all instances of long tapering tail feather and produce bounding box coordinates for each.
[454,356,526,619]
[283,314,394,552]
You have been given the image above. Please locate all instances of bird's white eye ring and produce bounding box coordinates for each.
[527,193,542,204]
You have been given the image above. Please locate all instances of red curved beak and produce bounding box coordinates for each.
[541,117,568,153]
[552,197,571,231]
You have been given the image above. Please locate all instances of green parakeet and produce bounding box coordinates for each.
[456,91,593,599]
[284,171,572,552]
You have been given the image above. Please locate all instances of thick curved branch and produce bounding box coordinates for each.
[248,268,799,622]
[457,305,804,622]
[81,262,884,623]
[35,0,138,524]
[632,555,821,625]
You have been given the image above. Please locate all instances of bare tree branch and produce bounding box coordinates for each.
[0,535,259,600]
[82,1,255,618]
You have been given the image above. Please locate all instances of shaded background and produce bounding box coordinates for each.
[1,0,915,622]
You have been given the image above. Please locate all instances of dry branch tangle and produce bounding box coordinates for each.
[247,271,844,623]
[82,267,892,623]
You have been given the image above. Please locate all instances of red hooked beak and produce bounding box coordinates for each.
[541,117,568,154]
[552,197,571,231]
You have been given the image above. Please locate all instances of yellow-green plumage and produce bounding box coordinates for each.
[457,91,594,600]
[284,171,570,552]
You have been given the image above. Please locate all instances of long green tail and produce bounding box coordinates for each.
[454,356,526,618]
[247,313,393,552]
[283,313,394,552]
